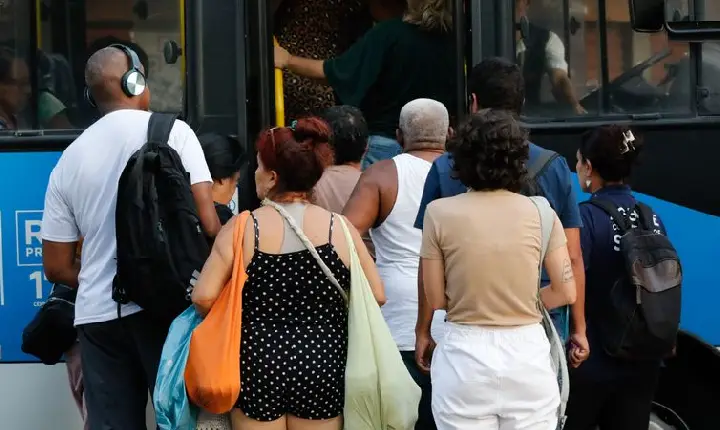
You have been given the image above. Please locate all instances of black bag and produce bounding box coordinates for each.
[587,198,682,360]
[113,113,210,323]
[21,284,77,365]
[520,146,559,197]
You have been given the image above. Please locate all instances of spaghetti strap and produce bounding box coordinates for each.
[328,213,335,242]
[250,212,259,250]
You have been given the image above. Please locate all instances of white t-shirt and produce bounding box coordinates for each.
[41,109,212,325]
[516,31,568,72]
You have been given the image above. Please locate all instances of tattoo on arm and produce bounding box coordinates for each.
[562,258,574,283]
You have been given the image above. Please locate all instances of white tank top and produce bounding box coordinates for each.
[371,153,446,351]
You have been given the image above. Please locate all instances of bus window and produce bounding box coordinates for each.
[0,0,185,132]
[514,0,595,118]
[699,5,720,114]
[514,0,691,119]
[0,1,32,132]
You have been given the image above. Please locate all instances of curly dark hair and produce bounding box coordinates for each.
[448,109,529,192]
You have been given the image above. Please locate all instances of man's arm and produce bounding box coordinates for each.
[43,241,81,288]
[545,33,586,114]
[342,165,382,236]
[177,122,222,237]
[565,227,586,333]
[552,155,588,349]
[41,169,81,287]
[192,183,221,237]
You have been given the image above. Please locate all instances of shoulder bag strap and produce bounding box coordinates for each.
[528,196,570,427]
[261,199,348,304]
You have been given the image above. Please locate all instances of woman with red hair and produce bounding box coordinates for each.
[192,117,385,430]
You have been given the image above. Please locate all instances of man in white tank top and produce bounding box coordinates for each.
[343,98,450,430]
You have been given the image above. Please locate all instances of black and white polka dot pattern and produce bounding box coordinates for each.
[236,214,350,421]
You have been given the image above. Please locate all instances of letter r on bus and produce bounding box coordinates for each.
[25,220,42,245]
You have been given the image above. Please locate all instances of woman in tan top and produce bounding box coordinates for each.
[420,109,576,430]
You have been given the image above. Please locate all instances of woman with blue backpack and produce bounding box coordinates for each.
[564,125,682,430]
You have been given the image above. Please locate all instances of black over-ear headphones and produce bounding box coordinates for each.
[85,43,147,108]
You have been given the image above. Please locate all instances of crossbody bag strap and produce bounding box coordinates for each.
[261,199,349,304]
[528,196,570,427]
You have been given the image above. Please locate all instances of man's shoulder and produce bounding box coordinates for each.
[364,158,397,179]
[529,142,568,174]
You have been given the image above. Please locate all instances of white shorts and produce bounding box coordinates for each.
[431,322,559,430]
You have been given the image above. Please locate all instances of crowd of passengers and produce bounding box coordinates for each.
[37,1,668,430]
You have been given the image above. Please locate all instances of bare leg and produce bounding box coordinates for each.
[287,415,342,430]
[231,409,287,430]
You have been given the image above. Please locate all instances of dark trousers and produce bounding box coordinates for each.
[563,365,660,430]
[400,351,437,430]
[78,311,170,430]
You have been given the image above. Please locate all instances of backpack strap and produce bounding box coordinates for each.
[587,197,631,233]
[147,112,179,147]
[634,201,655,230]
[527,147,560,181]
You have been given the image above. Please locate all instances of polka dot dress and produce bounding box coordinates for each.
[236,214,350,421]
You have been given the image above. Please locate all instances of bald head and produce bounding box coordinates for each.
[398,98,449,150]
[85,46,148,112]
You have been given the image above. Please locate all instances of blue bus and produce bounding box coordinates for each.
[0,0,717,428]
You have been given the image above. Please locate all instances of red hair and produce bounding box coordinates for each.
[256,117,334,193]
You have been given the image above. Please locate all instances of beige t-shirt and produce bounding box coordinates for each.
[313,165,361,214]
[420,190,567,326]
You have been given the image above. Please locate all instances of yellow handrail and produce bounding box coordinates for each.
[273,37,285,127]
[35,0,42,48]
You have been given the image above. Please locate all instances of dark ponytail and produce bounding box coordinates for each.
[198,133,245,181]
[579,125,644,182]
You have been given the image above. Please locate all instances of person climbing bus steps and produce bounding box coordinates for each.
[273,0,457,170]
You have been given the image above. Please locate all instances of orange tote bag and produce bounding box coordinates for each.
[185,211,249,414]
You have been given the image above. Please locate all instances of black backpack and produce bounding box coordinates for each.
[21,284,77,365]
[113,113,210,323]
[587,198,682,360]
[520,147,560,197]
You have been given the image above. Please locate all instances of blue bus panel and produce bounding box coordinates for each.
[0,152,61,362]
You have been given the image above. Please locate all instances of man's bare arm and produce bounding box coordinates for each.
[550,69,585,114]
[191,182,221,238]
[342,166,382,236]
[43,240,81,288]
[564,228,586,333]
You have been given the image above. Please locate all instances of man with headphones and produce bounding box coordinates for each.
[41,45,221,430]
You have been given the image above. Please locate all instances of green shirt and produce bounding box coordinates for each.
[324,18,457,138]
